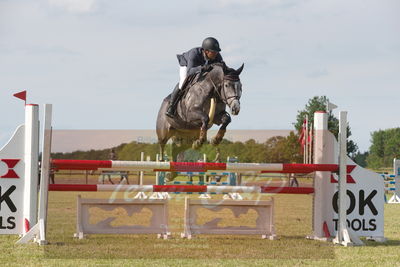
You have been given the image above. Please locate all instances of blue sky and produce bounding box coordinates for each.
[0,0,399,152]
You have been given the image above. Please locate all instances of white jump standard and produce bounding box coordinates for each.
[382,159,400,204]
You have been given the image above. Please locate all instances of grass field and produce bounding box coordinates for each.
[1,174,400,266]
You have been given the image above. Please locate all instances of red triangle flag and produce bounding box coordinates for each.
[13,90,27,102]
[323,221,331,238]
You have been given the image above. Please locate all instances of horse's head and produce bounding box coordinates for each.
[219,63,244,115]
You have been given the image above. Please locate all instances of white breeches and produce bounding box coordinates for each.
[179,66,188,89]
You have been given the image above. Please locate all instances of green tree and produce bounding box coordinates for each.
[52,143,140,160]
[280,131,303,163]
[264,132,302,163]
[366,128,400,168]
[241,139,266,163]
[353,151,369,168]
[118,142,161,161]
[294,96,358,158]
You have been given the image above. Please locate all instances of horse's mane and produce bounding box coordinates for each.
[210,62,241,81]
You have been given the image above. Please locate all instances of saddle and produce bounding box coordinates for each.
[179,68,214,103]
[181,72,201,94]
[180,62,226,96]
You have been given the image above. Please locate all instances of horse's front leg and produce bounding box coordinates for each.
[191,110,209,149]
[211,112,231,146]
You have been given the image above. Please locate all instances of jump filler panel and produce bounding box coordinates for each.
[182,198,276,239]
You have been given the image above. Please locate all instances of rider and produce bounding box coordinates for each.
[165,37,224,118]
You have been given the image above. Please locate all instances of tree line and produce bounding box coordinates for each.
[52,132,303,164]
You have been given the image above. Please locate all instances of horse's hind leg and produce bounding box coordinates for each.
[211,112,231,146]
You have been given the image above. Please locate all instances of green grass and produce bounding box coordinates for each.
[1,190,400,266]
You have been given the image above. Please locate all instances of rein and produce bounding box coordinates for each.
[209,74,240,106]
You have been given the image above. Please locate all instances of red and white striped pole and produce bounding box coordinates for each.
[48,184,314,194]
[52,159,351,174]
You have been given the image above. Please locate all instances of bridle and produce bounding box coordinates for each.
[209,74,241,106]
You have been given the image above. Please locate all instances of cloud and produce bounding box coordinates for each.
[48,0,96,14]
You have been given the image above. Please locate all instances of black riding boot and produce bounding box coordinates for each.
[166,84,181,118]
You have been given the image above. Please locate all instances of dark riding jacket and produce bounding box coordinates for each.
[177,47,224,76]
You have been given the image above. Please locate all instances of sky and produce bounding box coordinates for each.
[0,0,399,152]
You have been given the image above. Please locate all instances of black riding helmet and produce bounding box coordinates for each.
[202,37,221,52]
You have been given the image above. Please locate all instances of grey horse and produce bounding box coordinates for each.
[156,63,244,166]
